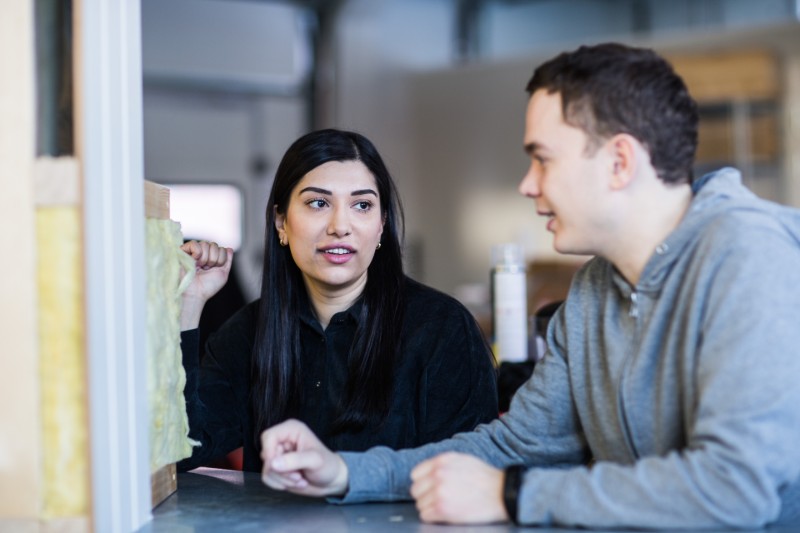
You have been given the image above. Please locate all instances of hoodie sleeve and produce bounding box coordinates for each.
[335,302,589,503]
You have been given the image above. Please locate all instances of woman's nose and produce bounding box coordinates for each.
[327,205,352,236]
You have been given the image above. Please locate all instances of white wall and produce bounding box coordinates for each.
[406,59,552,294]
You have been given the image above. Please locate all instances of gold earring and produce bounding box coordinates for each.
[376,242,381,250]
[280,237,287,246]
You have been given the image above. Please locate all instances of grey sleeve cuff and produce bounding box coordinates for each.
[326,449,413,505]
[325,419,522,507]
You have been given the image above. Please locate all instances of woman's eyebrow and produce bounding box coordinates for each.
[298,187,377,197]
[298,186,331,195]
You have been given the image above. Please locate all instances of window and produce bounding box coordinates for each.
[165,183,243,250]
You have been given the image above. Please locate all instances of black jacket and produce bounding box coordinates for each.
[178,277,498,472]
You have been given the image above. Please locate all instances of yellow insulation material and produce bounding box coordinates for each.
[145,218,198,471]
[37,206,88,518]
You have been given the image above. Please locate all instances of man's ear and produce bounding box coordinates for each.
[607,134,638,190]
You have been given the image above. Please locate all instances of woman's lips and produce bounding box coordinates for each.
[320,246,355,264]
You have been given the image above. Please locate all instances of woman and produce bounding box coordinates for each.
[178,129,497,472]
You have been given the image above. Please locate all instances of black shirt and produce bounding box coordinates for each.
[178,277,498,472]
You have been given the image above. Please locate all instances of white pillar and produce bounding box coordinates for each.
[76,0,152,530]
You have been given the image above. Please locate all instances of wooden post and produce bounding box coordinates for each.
[0,0,41,522]
[784,53,800,208]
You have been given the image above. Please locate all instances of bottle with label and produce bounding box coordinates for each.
[490,243,528,363]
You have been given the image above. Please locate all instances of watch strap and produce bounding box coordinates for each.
[503,464,526,524]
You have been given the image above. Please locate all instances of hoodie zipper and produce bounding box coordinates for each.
[618,288,642,458]
[629,291,639,318]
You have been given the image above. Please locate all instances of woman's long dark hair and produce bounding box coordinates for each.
[252,129,406,440]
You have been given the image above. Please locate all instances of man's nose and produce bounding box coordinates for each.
[519,163,540,198]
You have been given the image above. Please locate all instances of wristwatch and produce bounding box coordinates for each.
[503,464,526,524]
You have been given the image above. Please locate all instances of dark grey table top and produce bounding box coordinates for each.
[138,467,792,532]
[138,467,534,532]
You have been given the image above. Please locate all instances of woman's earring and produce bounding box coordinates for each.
[376,242,381,250]
[280,236,287,246]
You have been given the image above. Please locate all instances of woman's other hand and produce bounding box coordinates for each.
[261,419,349,497]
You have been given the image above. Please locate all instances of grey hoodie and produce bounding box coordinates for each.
[337,168,800,529]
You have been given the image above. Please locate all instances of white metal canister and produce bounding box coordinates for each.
[490,243,528,362]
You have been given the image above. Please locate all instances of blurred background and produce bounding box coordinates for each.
[140,0,800,321]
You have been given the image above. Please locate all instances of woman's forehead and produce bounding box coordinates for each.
[296,160,377,192]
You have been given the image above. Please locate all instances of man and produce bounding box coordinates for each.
[258,43,800,529]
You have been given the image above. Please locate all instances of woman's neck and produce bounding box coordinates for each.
[303,273,368,329]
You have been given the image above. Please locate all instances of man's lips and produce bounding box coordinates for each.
[538,211,555,232]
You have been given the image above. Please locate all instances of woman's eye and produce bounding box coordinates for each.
[354,201,372,211]
[307,198,327,209]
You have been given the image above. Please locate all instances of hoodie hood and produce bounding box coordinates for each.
[635,167,800,292]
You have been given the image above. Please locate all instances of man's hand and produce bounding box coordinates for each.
[179,240,233,330]
[410,452,508,524]
[260,419,349,498]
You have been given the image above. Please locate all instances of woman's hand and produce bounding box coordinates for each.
[179,240,233,330]
[261,419,349,497]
